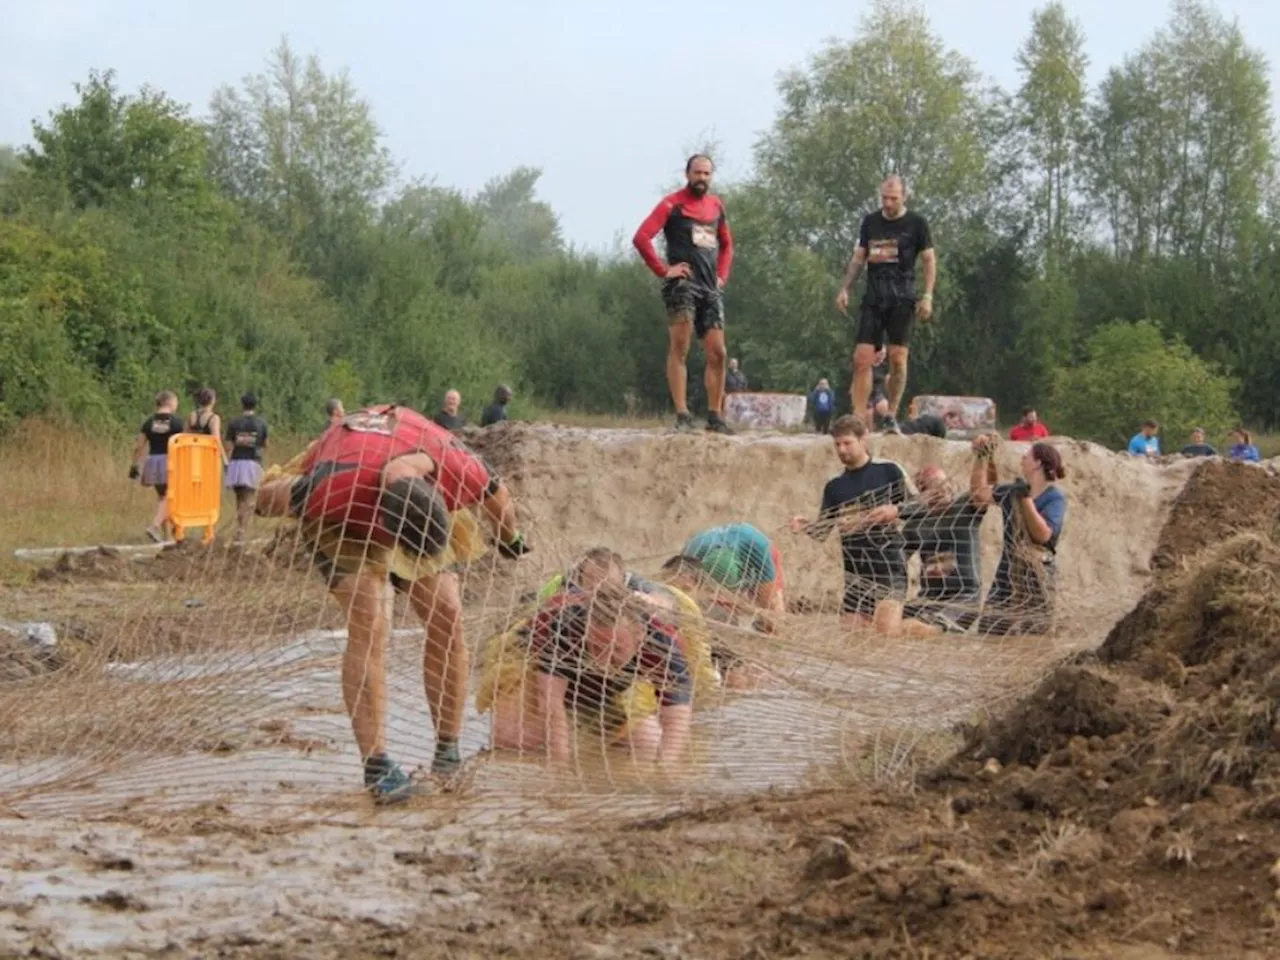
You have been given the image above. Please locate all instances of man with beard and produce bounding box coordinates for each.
[789,415,925,634]
[633,154,735,435]
[835,176,936,431]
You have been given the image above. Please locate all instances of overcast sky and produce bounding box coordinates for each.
[2,1,1276,251]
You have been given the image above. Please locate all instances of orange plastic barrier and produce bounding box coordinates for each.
[166,434,223,544]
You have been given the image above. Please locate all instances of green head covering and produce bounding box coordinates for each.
[700,546,743,589]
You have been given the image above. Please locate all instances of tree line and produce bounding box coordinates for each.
[0,0,1269,447]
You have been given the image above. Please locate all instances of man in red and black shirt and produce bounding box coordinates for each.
[633,154,735,434]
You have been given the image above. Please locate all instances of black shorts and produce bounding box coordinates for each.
[662,279,724,339]
[841,566,907,618]
[856,302,915,347]
[154,484,168,499]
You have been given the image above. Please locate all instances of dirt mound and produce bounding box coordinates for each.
[1151,459,1280,570]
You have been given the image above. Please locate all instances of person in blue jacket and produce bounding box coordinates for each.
[1228,428,1261,463]
[810,378,836,434]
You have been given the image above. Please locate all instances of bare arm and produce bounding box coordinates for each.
[1018,496,1054,546]
[480,482,519,544]
[656,704,692,766]
[131,433,147,468]
[536,672,572,764]
[839,246,868,297]
[970,451,997,506]
[921,248,937,298]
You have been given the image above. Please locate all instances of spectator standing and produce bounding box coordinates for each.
[632,154,735,435]
[481,384,513,427]
[810,378,836,434]
[1228,429,1261,462]
[1009,407,1050,442]
[434,389,467,433]
[725,358,749,394]
[1179,428,1217,457]
[1128,420,1161,457]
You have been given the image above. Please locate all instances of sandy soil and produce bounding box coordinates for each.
[2,428,1277,958]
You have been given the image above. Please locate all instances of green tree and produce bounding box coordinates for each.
[207,38,394,289]
[1049,320,1236,448]
[19,70,215,217]
[1087,0,1272,263]
[476,167,563,262]
[754,0,997,264]
[1015,2,1089,264]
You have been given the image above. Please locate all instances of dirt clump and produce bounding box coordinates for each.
[1151,459,1280,571]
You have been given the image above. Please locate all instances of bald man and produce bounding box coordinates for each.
[835,175,936,432]
[433,389,466,433]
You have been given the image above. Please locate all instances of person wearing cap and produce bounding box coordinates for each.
[669,522,786,627]
[223,393,269,543]
[481,384,513,427]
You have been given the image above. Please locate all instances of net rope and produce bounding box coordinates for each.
[0,422,1145,827]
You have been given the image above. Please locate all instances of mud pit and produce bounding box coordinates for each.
[4,429,1276,958]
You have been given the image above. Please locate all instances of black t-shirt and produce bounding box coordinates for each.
[434,410,467,432]
[480,403,508,427]
[858,210,933,308]
[225,414,269,462]
[815,459,910,575]
[1180,443,1217,457]
[901,494,987,600]
[140,413,183,456]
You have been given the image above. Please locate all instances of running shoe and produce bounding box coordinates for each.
[706,414,736,436]
[674,412,697,432]
[364,755,424,805]
[880,415,902,435]
[145,526,164,543]
[431,740,462,776]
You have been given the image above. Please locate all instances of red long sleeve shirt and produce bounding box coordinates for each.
[633,188,733,289]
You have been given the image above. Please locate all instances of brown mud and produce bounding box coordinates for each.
[2,436,1279,957]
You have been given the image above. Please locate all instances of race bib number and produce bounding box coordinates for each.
[868,238,900,264]
[691,222,718,249]
[344,411,395,435]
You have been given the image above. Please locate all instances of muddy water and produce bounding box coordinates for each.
[2,616,1068,824]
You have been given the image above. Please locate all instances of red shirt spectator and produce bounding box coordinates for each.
[1009,407,1050,442]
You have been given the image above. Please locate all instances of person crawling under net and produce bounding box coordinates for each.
[480,567,694,768]
[255,403,530,804]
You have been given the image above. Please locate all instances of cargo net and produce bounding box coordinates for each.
[0,425,1069,827]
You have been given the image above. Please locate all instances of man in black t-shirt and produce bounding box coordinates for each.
[481,384,512,427]
[789,415,915,631]
[1180,427,1217,458]
[835,176,936,432]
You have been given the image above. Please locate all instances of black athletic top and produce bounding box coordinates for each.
[858,209,933,308]
[900,494,987,600]
[813,459,910,576]
[140,413,183,456]
[186,411,217,436]
[900,414,947,438]
[434,410,467,433]
[225,414,269,462]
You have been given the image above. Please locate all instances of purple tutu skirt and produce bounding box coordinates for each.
[225,460,263,490]
[141,455,168,487]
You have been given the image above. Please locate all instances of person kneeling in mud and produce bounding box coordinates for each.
[533,548,721,700]
[653,554,770,690]
[255,404,529,804]
[899,465,988,633]
[788,415,935,635]
[969,434,1067,636]
[485,577,694,766]
[673,522,787,631]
